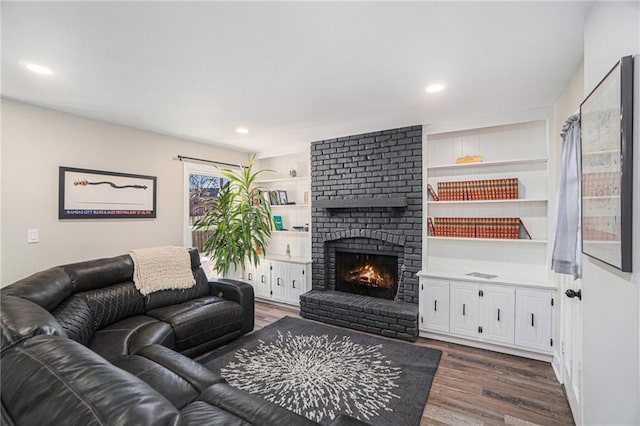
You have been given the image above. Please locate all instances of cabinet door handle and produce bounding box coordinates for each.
[292,280,296,289]
[261,275,265,283]
[497,308,501,322]
[434,300,437,312]
[277,277,281,286]
[463,304,466,316]
[531,313,535,327]
[248,273,252,281]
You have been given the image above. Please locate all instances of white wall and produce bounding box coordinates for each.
[581,2,639,425]
[1,99,248,285]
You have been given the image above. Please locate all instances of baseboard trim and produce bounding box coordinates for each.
[419,330,554,362]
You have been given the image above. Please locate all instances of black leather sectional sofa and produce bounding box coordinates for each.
[0,249,366,426]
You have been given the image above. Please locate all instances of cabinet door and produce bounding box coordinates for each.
[515,288,553,353]
[479,285,515,344]
[449,281,479,338]
[286,265,306,306]
[421,279,450,333]
[244,263,257,286]
[270,262,288,302]
[254,262,271,299]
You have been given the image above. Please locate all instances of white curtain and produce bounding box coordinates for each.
[551,114,582,279]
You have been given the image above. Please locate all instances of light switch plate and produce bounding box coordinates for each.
[27,228,39,243]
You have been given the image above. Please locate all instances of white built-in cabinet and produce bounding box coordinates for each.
[233,151,313,307]
[515,288,554,353]
[419,276,555,358]
[422,279,449,333]
[420,111,556,360]
[245,258,311,306]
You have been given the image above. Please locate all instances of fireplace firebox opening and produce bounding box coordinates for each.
[335,250,398,300]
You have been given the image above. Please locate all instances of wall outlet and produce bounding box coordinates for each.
[27,228,39,243]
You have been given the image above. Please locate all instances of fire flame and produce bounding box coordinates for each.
[347,263,390,288]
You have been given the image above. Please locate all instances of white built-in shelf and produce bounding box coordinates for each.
[427,198,548,205]
[270,204,310,209]
[427,236,548,244]
[263,254,312,264]
[417,269,553,289]
[427,157,548,171]
[271,230,310,237]
[255,176,311,183]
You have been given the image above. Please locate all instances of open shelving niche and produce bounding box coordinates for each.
[422,114,553,287]
[233,152,313,307]
[253,154,311,262]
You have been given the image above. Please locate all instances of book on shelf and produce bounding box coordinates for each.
[434,178,519,201]
[272,215,284,230]
[427,217,436,236]
[430,217,526,239]
[427,184,439,201]
[519,218,532,239]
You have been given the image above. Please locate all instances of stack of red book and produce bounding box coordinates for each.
[436,178,518,201]
[428,217,528,239]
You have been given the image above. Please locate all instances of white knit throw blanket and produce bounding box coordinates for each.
[129,246,196,296]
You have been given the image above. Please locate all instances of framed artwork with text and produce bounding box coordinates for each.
[580,55,633,272]
[59,166,157,219]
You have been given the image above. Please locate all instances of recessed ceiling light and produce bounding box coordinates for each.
[236,127,249,134]
[425,83,446,93]
[24,63,53,75]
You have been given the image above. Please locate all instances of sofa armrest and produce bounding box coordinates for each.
[1,295,67,352]
[208,278,254,334]
[133,344,224,392]
[199,382,317,426]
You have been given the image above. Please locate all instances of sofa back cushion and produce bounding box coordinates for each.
[62,254,134,293]
[1,335,181,425]
[144,250,209,310]
[52,282,146,344]
[83,281,146,328]
[0,296,67,352]
[51,295,96,345]
[144,268,209,311]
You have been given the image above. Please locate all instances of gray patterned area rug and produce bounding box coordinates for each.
[199,316,441,426]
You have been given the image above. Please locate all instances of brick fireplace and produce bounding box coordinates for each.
[300,125,422,341]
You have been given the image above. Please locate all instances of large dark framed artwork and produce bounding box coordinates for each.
[580,55,634,272]
[59,167,157,219]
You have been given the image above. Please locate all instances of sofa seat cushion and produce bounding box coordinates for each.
[113,345,224,409]
[1,335,181,426]
[88,315,174,361]
[147,296,244,352]
[180,401,251,425]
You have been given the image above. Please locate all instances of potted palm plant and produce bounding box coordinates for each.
[193,155,272,277]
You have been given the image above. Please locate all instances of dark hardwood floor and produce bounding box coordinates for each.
[254,301,575,426]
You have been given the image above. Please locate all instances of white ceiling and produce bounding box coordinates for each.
[1,1,590,155]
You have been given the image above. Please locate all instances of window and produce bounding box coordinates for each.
[183,162,228,252]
